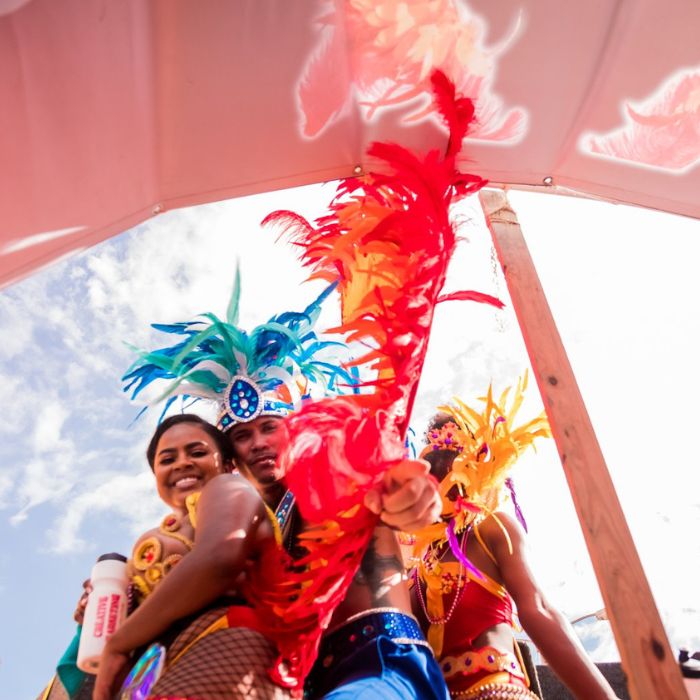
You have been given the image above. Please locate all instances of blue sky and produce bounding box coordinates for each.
[1,186,698,698]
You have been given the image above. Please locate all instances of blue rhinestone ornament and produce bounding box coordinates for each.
[222,375,263,425]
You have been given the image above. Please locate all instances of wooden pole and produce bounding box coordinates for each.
[479,188,688,700]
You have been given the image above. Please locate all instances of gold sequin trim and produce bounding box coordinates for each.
[162,553,184,574]
[132,536,162,571]
[441,647,525,681]
[451,683,539,699]
[128,504,196,601]
[159,512,194,550]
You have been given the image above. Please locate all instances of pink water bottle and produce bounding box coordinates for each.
[77,552,129,673]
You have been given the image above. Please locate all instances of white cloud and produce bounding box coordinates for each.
[32,401,70,453]
[11,451,75,523]
[0,294,34,360]
[576,619,622,662]
[50,471,165,554]
[0,373,33,435]
[0,472,13,508]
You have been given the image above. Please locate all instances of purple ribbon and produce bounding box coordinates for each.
[505,477,528,532]
[446,519,485,580]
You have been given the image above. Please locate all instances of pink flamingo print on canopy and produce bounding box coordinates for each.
[581,66,700,173]
[297,0,528,144]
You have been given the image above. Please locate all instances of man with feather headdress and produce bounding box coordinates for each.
[119,69,505,699]
[121,278,450,700]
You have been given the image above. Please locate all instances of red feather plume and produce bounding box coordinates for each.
[437,290,505,308]
[248,70,495,693]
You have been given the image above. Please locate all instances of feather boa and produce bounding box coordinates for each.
[247,70,501,692]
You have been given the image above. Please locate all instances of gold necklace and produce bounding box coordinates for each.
[414,532,467,625]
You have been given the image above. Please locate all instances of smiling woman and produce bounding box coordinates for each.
[92,413,292,700]
[148,415,233,511]
[128,416,234,605]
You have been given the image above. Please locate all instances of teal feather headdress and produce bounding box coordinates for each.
[122,272,358,430]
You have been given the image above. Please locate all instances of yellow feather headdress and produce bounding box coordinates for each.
[409,373,552,656]
[415,372,551,551]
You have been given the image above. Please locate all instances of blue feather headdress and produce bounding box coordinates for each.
[122,272,358,430]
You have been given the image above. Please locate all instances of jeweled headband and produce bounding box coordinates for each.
[423,419,467,453]
[217,375,292,430]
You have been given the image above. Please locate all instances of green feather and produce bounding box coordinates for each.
[226,265,242,327]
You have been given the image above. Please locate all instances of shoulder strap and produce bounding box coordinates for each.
[467,525,509,599]
[473,521,499,566]
[185,491,201,529]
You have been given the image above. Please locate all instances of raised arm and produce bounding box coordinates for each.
[483,512,619,700]
[93,473,270,699]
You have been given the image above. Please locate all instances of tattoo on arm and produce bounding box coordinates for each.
[355,534,404,606]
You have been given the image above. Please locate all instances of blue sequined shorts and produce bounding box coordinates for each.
[305,608,450,700]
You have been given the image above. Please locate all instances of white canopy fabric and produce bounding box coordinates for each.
[2,0,699,289]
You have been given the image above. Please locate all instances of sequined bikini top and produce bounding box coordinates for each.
[129,492,199,603]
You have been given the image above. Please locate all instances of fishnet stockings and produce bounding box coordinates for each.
[150,607,292,700]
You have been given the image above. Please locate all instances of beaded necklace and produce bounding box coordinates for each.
[413,529,467,625]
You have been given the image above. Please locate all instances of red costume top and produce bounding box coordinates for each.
[414,528,532,694]
[440,564,513,656]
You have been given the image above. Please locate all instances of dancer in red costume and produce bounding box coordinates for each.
[410,379,620,699]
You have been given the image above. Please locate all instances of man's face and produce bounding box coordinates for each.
[228,415,288,486]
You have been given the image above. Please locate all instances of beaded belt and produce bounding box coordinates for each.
[315,608,431,672]
[440,646,526,682]
[451,673,539,699]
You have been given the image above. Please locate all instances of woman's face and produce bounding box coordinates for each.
[424,448,458,483]
[152,422,227,511]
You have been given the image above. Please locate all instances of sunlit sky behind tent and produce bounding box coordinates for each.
[0,186,699,698]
